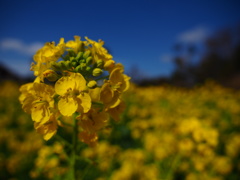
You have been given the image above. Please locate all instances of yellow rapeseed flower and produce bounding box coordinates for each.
[100,67,130,110]
[34,114,58,140]
[66,36,83,53]
[31,38,65,81]
[85,36,113,62]
[19,35,130,145]
[19,82,55,125]
[55,73,91,116]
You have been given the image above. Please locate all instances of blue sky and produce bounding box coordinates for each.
[0,0,240,78]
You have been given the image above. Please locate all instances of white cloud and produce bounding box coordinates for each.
[177,26,210,43]
[0,38,43,55]
[1,58,32,77]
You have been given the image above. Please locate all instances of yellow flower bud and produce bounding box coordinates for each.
[96,59,104,68]
[104,60,115,71]
[92,68,103,76]
[87,80,97,89]
[43,70,59,81]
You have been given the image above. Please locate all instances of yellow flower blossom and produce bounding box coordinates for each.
[33,38,65,63]
[78,108,109,133]
[31,38,65,81]
[66,35,83,53]
[19,82,55,125]
[19,83,35,114]
[85,36,113,62]
[34,115,58,140]
[18,35,130,147]
[100,67,130,110]
[100,82,121,109]
[108,67,130,93]
[55,73,91,116]
[79,131,98,147]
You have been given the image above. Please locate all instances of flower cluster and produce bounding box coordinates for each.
[19,36,130,145]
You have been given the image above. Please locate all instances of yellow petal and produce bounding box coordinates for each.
[31,103,50,124]
[121,74,131,92]
[100,83,114,104]
[89,87,101,102]
[108,95,121,109]
[78,93,91,113]
[74,73,87,91]
[79,109,109,132]
[107,101,125,121]
[43,121,58,140]
[109,68,124,84]
[21,96,34,114]
[55,75,75,95]
[58,97,78,116]
[34,117,58,141]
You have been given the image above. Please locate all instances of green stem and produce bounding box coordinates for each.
[165,154,181,180]
[55,134,72,149]
[71,114,78,180]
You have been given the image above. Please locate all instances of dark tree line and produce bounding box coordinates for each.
[137,25,240,88]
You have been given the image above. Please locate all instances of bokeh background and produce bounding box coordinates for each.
[1,0,240,180]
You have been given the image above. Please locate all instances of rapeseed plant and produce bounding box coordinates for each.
[18,36,130,179]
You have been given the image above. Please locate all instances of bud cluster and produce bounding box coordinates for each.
[19,36,130,146]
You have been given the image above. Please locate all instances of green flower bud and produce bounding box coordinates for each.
[87,80,97,89]
[76,51,83,61]
[51,62,61,71]
[75,65,82,73]
[75,63,87,73]
[62,54,70,61]
[60,61,71,70]
[80,63,87,71]
[92,68,103,77]
[86,56,93,65]
[71,61,78,68]
[79,59,86,64]
[43,70,59,81]
[96,59,104,68]
[86,66,92,72]
[83,50,91,59]
[64,61,71,69]
[69,57,75,62]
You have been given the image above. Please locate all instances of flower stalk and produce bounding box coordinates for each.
[71,113,79,180]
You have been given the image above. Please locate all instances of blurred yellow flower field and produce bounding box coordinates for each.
[0,80,239,180]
